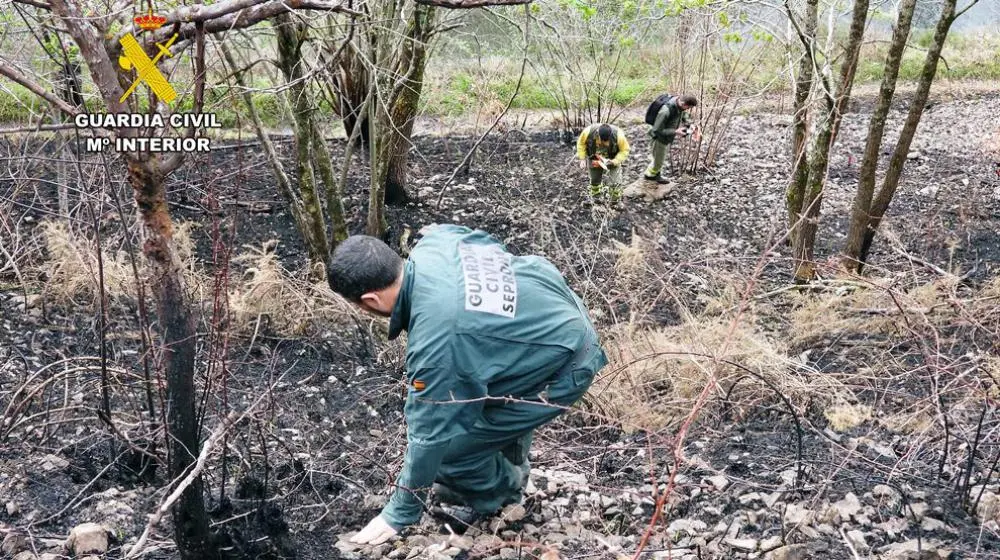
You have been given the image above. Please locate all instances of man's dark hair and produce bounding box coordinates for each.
[597,124,614,143]
[328,235,403,302]
[679,95,698,108]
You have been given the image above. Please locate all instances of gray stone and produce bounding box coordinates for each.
[12,551,37,560]
[448,536,474,550]
[724,537,758,552]
[909,502,930,520]
[846,529,868,552]
[760,536,783,551]
[623,179,674,201]
[501,503,527,522]
[668,518,709,537]
[66,523,110,556]
[705,475,729,491]
[833,493,862,521]
[765,544,811,560]
[2,534,29,556]
[6,501,19,516]
[371,543,391,558]
[41,454,69,471]
[783,504,814,525]
[499,548,517,560]
[920,517,948,532]
[879,538,951,559]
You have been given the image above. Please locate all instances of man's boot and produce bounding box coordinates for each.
[643,172,670,185]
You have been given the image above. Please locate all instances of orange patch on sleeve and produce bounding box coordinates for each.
[412,380,426,391]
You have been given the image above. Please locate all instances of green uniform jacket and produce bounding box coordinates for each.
[649,97,691,144]
[382,225,606,529]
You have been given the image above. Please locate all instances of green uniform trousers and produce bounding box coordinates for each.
[433,337,602,514]
[588,165,622,189]
[645,139,671,176]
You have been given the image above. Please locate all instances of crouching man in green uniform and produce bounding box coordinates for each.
[644,94,699,184]
[328,225,608,545]
[577,123,630,203]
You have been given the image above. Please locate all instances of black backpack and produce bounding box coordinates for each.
[644,94,675,126]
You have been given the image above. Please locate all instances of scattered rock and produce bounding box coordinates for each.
[668,518,708,537]
[2,534,29,556]
[624,179,673,201]
[704,475,729,491]
[830,492,862,523]
[760,535,783,551]
[499,548,517,559]
[920,517,948,532]
[879,538,951,559]
[66,523,110,556]
[724,537,758,552]
[40,454,69,472]
[6,501,20,516]
[908,502,930,520]
[783,504,814,525]
[501,503,527,522]
[766,544,811,560]
[12,551,37,560]
[846,529,868,552]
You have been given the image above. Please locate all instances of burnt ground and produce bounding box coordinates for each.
[1,87,1000,560]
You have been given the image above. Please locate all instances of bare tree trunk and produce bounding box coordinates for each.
[126,157,210,560]
[312,120,349,247]
[367,96,389,236]
[786,0,819,239]
[276,13,331,264]
[841,0,916,272]
[383,3,437,206]
[331,45,372,150]
[853,0,961,268]
[791,0,870,282]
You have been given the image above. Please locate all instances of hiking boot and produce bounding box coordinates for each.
[430,504,482,534]
[643,173,670,185]
[432,482,468,507]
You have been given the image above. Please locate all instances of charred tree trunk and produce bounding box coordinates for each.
[276,13,331,264]
[785,0,819,240]
[46,0,214,556]
[127,157,211,560]
[849,0,961,269]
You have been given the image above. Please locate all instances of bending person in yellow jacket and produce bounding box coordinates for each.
[577,123,629,204]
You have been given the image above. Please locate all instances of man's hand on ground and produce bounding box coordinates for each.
[348,515,398,545]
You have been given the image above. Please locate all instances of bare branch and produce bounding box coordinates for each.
[415,0,531,7]
[112,0,358,55]
[0,58,78,117]
[12,0,51,9]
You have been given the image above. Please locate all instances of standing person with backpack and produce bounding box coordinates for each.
[643,94,699,184]
[576,123,630,204]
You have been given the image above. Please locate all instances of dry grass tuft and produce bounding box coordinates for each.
[38,220,202,308]
[229,243,354,336]
[39,220,139,306]
[36,221,353,334]
[823,402,872,432]
[590,315,797,432]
